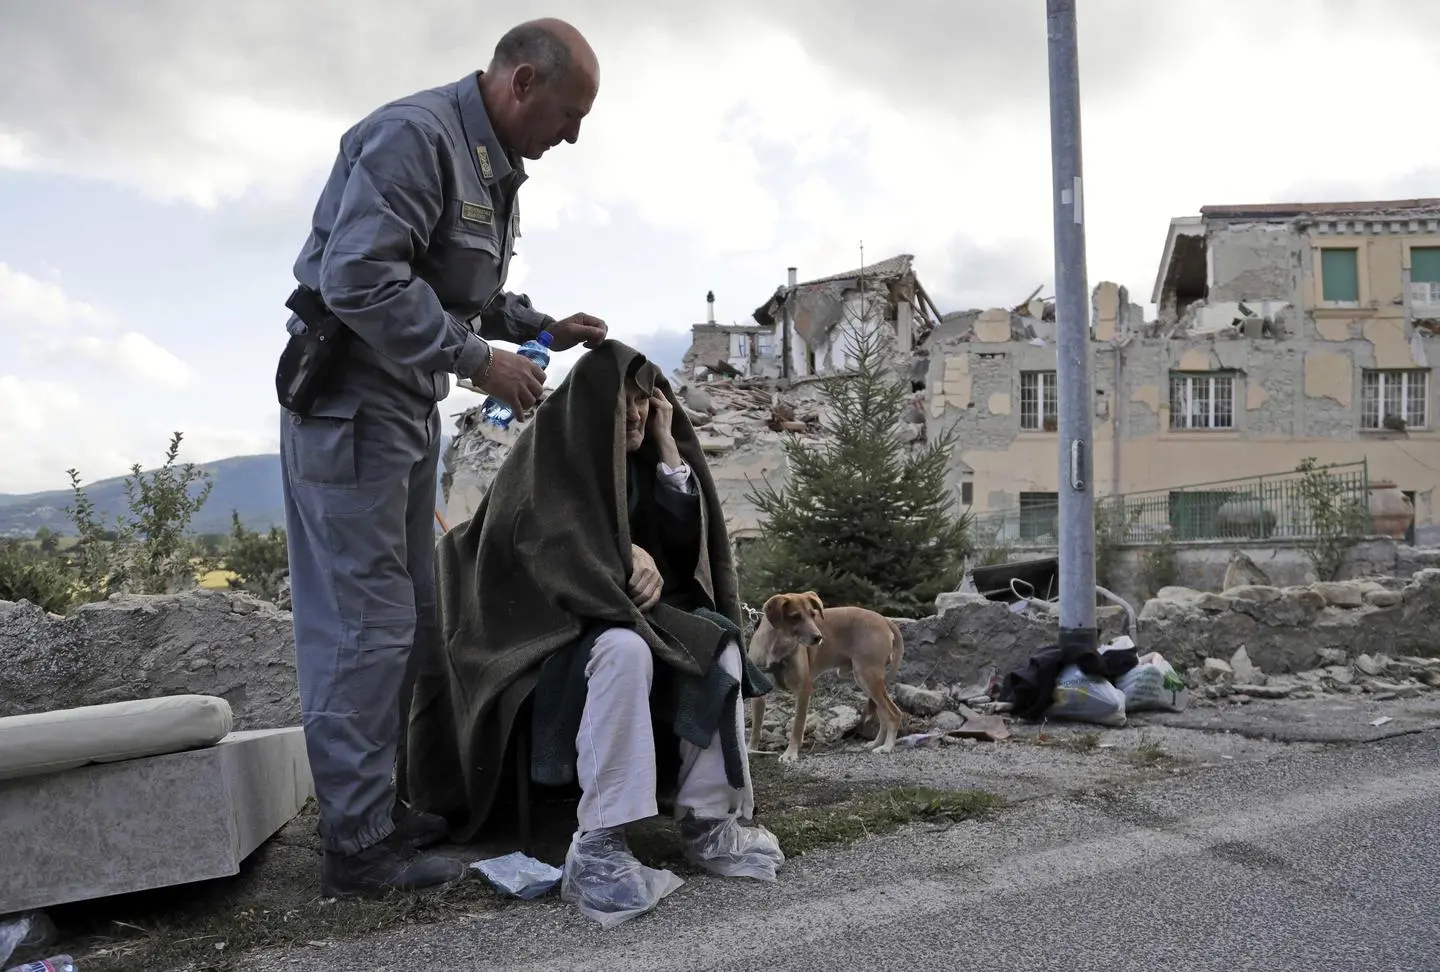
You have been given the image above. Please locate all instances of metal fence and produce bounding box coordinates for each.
[969,460,1371,548]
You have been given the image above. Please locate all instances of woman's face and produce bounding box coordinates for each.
[623,378,650,453]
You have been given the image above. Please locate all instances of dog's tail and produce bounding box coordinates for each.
[885,618,905,679]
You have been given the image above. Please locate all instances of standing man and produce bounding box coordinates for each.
[276,19,606,899]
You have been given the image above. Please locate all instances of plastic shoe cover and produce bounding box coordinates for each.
[560,828,684,928]
[679,815,785,881]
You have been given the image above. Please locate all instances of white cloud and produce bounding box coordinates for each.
[0,93,348,210]
[0,130,30,169]
[72,332,197,391]
[0,375,102,493]
[3,0,1439,493]
[154,423,278,464]
[0,262,110,334]
[0,374,281,495]
[8,2,1438,306]
[1,263,195,385]
[0,266,249,492]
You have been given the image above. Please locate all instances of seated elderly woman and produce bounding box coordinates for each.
[405,339,783,922]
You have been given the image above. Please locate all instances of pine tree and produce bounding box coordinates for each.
[739,321,972,617]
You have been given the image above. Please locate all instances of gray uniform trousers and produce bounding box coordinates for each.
[279,378,442,856]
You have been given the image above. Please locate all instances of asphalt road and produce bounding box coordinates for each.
[246,729,1440,972]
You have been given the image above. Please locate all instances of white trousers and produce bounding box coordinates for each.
[575,626,755,833]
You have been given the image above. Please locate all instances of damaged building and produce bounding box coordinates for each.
[443,198,1439,546]
[681,255,945,381]
[445,255,948,537]
[938,196,1437,543]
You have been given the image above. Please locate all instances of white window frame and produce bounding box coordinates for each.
[1169,372,1236,431]
[1361,369,1430,431]
[1020,371,1058,431]
[1410,281,1440,309]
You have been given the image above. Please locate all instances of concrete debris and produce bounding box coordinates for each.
[1231,684,1290,700]
[675,379,830,446]
[932,710,967,732]
[1354,654,1387,677]
[0,590,299,729]
[1222,550,1272,591]
[892,597,1129,687]
[1203,658,1234,681]
[1135,569,1440,673]
[892,683,951,718]
[1188,651,1440,706]
[1230,646,1263,685]
[803,704,863,745]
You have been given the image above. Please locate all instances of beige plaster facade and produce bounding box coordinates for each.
[934,198,1440,544]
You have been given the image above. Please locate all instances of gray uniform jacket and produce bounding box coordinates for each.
[285,71,553,408]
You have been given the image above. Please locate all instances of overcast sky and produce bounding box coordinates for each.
[1,0,1436,493]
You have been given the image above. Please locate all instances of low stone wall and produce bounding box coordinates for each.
[6,568,1435,731]
[891,594,1129,688]
[0,589,299,729]
[890,568,1440,690]
[1135,569,1440,674]
[991,537,1440,607]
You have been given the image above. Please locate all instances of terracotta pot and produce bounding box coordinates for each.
[1367,482,1414,539]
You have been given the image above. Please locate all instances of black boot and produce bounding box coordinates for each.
[393,800,449,850]
[320,832,468,899]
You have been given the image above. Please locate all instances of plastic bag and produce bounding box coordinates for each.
[679,816,784,882]
[1101,635,1136,654]
[1047,663,1127,726]
[0,912,57,968]
[470,852,563,900]
[1116,652,1190,713]
[560,829,684,928]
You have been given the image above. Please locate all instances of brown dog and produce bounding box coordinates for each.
[746,591,906,763]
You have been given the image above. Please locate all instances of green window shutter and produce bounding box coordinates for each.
[1321,248,1359,301]
[1411,247,1440,283]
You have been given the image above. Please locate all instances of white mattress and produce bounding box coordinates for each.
[0,694,234,781]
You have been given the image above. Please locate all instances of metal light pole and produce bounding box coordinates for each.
[1046,0,1097,653]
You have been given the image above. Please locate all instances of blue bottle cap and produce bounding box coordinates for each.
[536,330,554,348]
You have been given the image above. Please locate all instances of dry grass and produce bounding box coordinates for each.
[197,568,239,590]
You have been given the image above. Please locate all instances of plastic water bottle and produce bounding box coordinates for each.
[481,330,553,430]
[5,957,77,972]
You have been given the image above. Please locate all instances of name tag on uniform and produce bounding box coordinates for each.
[461,201,494,225]
[512,211,521,238]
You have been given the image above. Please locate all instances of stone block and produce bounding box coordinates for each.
[0,727,312,913]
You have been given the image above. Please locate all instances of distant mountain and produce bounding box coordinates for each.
[0,439,450,539]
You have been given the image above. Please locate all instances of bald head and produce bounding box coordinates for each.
[482,19,599,160]
[491,18,599,88]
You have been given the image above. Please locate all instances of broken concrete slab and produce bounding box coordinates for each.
[0,727,312,914]
[893,683,950,718]
[1231,646,1264,685]
[0,592,299,730]
[891,599,1127,686]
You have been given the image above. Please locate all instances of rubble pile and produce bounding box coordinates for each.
[0,590,299,729]
[675,378,830,456]
[892,593,1130,686]
[751,678,1007,755]
[441,397,532,507]
[1135,569,1440,673]
[1189,646,1440,705]
[442,378,835,510]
